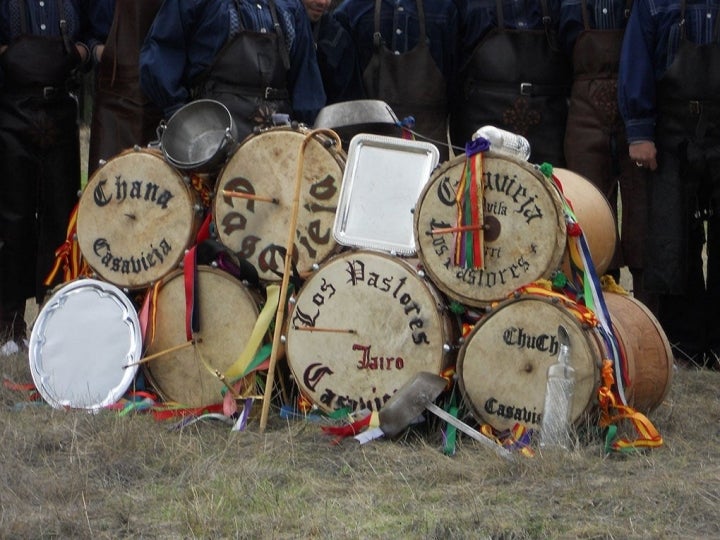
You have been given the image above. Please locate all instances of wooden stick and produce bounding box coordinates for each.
[292,326,355,334]
[260,128,342,432]
[221,190,279,204]
[124,340,195,368]
[431,224,487,235]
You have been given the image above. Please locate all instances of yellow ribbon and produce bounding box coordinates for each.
[225,284,280,381]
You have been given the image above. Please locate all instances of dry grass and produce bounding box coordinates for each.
[1,347,718,539]
[3,126,715,538]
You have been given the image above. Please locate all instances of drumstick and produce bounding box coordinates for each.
[431,224,487,235]
[221,190,279,204]
[293,326,356,334]
[260,128,343,432]
[123,339,195,368]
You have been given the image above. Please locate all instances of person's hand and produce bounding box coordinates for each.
[629,140,657,171]
[94,44,105,63]
[75,43,89,63]
[0,44,7,55]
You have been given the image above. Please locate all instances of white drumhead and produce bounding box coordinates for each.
[29,278,142,410]
[285,250,455,413]
[213,127,345,281]
[414,152,567,307]
[77,148,201,290]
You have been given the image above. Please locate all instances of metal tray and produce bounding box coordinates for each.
[29,278,142,410]
[333,134,439,255]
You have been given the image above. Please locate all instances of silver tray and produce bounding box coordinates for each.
[333,134,439,255]
[29,278,142,410]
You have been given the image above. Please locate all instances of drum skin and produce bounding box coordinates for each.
[77,148,203,290]
[552,168,617,278]
[414,152,567,308]
[143,266,261,408]
[284,250,456,414]
[457,294,602,433]
[213,127,345,282]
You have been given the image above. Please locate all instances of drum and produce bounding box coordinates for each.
[28,278,142,410]
[213,126,345,282]
[77,147,204,290]
[142,266,262,408]
[552,168,617,278]
[284,250,457,413]
[457,293,602,432]
[414,152,567,308]
[603,292,673,413]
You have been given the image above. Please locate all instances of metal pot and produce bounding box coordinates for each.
[159,99,238,173]
[313,99,400,147]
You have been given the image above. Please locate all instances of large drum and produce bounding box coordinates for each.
[602,292,673,413]
[142,266,263,408]
[552,168,617,278]
[414,152,567,308]
[284,250,457,413]
[457,293,603,432]
[29,278,142,410]
[213,126,345,282]
[77,147,204,290]
[457,291,674,432]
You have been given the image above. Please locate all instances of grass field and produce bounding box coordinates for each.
[1,344,718,540]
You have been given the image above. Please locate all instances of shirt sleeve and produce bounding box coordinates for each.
[617,0,657,142]
[284,0,327,125]
[140,0,228,119]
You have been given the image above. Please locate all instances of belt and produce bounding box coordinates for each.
[2,85,67,99]
[199,81,289,101]
[658,97,720,116]
[467,79,571,97]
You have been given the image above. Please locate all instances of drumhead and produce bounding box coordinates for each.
[29,278,142,410]
[77,148,202,290]
[457,294,601,432]
[414,152,567,307]
[213,127,345,281]
[142,266,262,407]
[285,250,456,413]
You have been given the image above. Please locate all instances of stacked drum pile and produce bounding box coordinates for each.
[28,104,673,440]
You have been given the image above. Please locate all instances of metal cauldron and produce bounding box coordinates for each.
[158,99,238,173]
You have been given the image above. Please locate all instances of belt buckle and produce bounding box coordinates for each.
[42,86,56,99]
[264,87,273,100]
[689,100,701,115]
[520,83,532,96]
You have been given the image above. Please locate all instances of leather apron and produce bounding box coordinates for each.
[450,0,571,166]
[649,0,720,354]
[87,0,163,177]
[564,0,646,271]
[362,0,450,161]
[195,0,291,142]
[0,1,81,316]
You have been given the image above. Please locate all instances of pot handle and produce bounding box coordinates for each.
[147,120,167,150]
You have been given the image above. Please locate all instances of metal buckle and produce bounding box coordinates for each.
[264,87,274,100]
[42,86,56,99]
[689,101,701,115]
[520,83,533,96]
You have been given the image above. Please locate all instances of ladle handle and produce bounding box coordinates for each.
[424,401,515,461]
